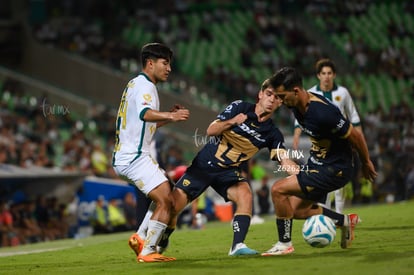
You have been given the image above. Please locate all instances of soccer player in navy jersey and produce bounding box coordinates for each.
[162,77,299,256]
[262,67,377,256]
[293,58,363,214]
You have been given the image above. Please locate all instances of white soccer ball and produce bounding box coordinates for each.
[302,214,336,248]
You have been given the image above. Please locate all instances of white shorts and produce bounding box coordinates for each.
[113,155,167,195]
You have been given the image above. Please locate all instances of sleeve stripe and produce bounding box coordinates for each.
[139,107,151,120]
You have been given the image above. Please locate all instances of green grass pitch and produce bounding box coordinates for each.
[1,201,413,275]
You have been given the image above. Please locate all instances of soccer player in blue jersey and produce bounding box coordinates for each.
[293,58,363,213]
[262,67,377,256]
[163,77,299,256]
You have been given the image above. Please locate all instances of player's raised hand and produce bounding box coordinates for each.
[361,160,377,182]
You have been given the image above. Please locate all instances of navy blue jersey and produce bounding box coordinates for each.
[197,100,285,168]
[293,92,353,166]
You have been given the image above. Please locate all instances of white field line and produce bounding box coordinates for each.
[0,245,78,257]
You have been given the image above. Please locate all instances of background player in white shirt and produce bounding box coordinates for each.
[112,43,189,262]
[292,59,363,213]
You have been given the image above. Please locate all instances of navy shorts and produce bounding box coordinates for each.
[175,156,247,202]
[297,162,352,202]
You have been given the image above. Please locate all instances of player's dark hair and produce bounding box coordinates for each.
[270,67,303,91]
[315,58,336,74]
[141,43,173,68]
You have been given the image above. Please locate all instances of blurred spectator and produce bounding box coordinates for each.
[107,198,128,232]
[90,141,109,177]
[122,192,137,230]
[256,175,270,215]
[0,200,19,247]
[63,194,79,238]
[18,200,43,243]
[34,195,56,239]
[91,195,109,234]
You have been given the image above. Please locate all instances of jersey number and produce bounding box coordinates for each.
[114,89,128,152]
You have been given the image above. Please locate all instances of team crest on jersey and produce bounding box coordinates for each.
[183,179,191,186]
[143,94,152,103]
[335,95,341,101]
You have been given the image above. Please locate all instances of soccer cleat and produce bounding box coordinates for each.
[340,213,360,249]
[129,233,144,256]
[137,253,176,263]
[261,242,294,256]
[250,215,265,225]
[228,243,259,256]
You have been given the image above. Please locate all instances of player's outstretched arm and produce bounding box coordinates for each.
[143,108,189,128]
[347,127,377,181]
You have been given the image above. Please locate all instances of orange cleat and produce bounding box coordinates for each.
[137,253,176,263]
[128,233,144,256]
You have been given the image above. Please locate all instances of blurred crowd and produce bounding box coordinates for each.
[362,102,414,203]
[306,0,414,78]
[0,77,186,177]
[0,191,140,248]
[0,195,69,247]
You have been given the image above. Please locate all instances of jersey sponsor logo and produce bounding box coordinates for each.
[238,123,265,142]
[336,118,346,130]
[183,179,191,186]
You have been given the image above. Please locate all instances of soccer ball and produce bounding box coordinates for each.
[302,214,336,248]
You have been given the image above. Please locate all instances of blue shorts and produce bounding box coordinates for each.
[175,156,247,202]
[297,162,352,202]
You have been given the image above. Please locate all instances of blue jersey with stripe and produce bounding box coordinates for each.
[196,100,285,168]
[293,92,353,166]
